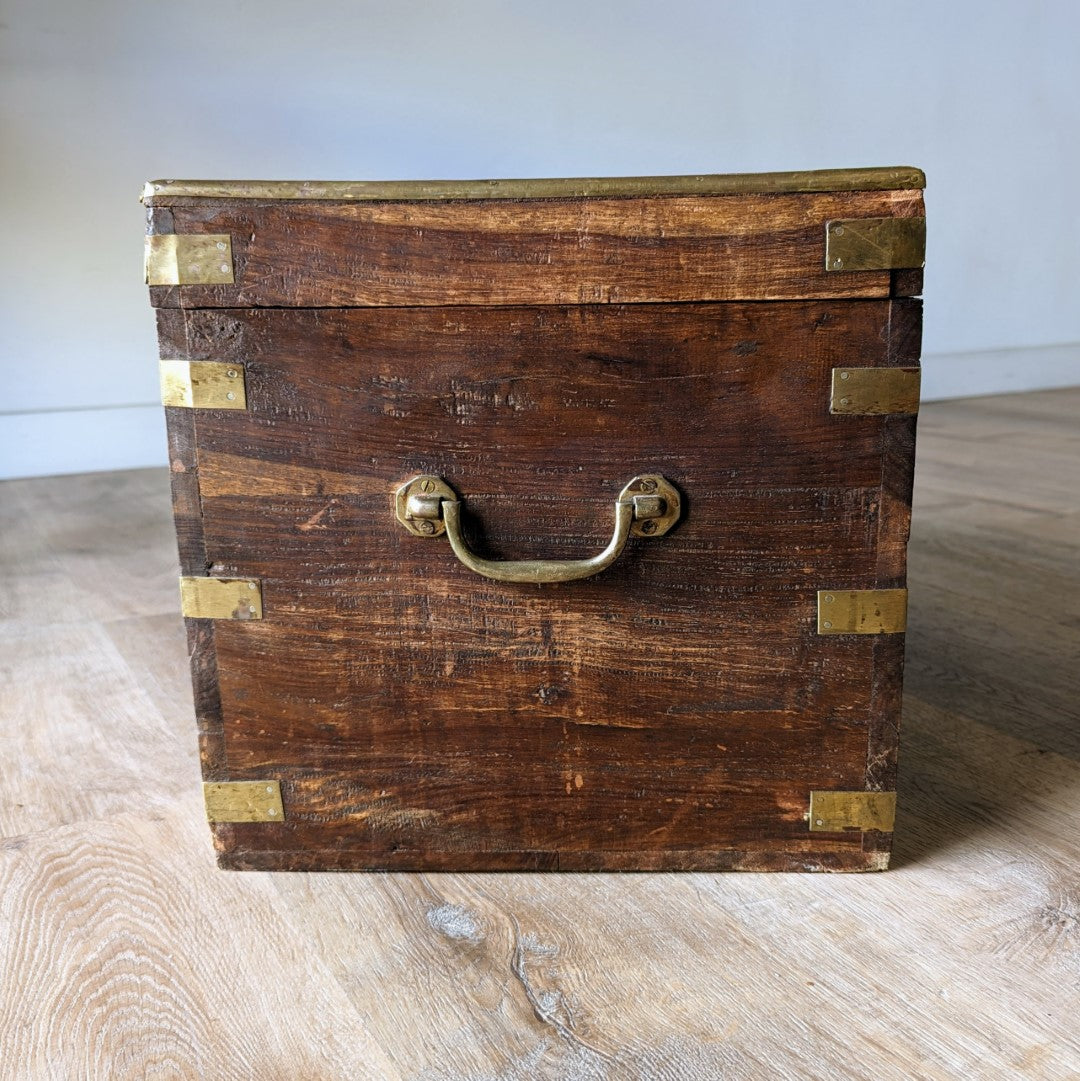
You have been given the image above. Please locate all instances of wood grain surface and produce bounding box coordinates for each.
[2,387,1079,1077]
[146,187,924,309]
[157,299,919,871]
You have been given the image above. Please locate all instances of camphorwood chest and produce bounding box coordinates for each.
[143,166,925,871]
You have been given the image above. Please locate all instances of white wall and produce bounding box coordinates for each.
[2,0,1078,479]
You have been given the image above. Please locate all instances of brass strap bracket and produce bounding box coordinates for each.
[145,233,234,285]
[204,781,284,823]
[830,368,920,415]
[179,576,263,620]
[825,217,925,271]
[808,791,896,832]
[817,589,907,634]
[160,360,246,409]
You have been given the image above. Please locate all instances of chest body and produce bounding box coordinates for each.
[144,167,925,871]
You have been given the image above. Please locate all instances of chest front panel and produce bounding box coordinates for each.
[147,170,923,870]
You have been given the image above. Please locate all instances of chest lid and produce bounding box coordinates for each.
[143,166,924,308]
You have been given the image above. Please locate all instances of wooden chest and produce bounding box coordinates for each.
[143,166,925,872]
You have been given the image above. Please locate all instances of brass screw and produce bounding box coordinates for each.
[639,478,657,493]
[419,479,435,493]
[640,520,657,535]
[417,520,436,535]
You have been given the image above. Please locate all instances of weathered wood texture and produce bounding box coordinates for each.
[2,388,1079,1077]
[157,298,920,871]
[146,188,924,308]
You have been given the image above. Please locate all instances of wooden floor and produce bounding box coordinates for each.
[2,388,1079,1080]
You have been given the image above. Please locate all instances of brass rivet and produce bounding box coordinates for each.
[267,808,277,815]
[248,583,257,590]
[815,818,824,826]
[216,241,226,251]
[225,391,236,401]
[833,259,844,269]
[840,371,849,380]
[220,263,230,273]
[840,397,850,405]
[823,620,832,628]
[226,368,238,378]
[834,225,845,236]
[824,594,834,603]
[265,785,273,793]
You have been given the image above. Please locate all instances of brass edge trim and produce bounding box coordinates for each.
[160,360,247,409]
[179,576,263,620]
[817,589,907,634]
[204,780,284,823]
[830,367,921,415]
[144,234,234,285]
[141,166,925,204]
[808,791,897,833]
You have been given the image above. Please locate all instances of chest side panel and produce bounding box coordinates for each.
[158,298,919,871]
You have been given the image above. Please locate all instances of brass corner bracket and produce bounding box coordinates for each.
[145,233,234,285]
[204,780,284,823]
[808,791,896,832]
[179,577,263,620]
[825,217,925,272]
[830,368,920,415]
[817,589,907,634]
[160,360,247,409]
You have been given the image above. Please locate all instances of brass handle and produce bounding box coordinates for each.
[394,474,681,584]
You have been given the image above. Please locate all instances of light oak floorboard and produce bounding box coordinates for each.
[1,386,1079,1079]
